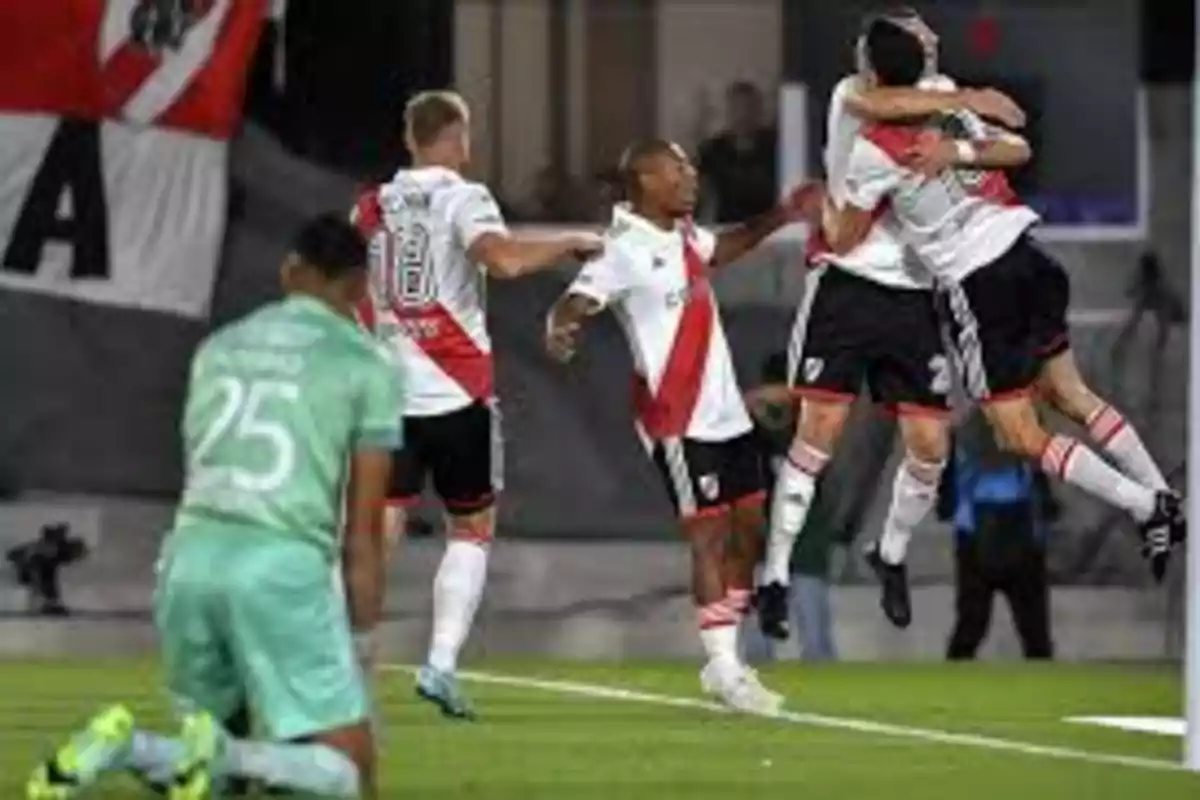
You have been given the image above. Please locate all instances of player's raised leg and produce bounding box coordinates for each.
[866,410,948,628]
[1038,350,1179,520]
[759,397,845,639]
[760,264,880,640]
[1021,244,1178,512]
[981,394,1178,576]
[941,243,1182,580]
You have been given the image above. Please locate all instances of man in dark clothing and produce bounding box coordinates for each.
[939,410,1058,660]
[698,82,778,223]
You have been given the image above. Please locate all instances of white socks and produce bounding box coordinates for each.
[225,740,361,798]
[763,443,828,585]
[878,457,944,565]
[428,539,490,673]
[121,732,362,799]
[1042,434,1156,522]
[697,601,742,684]
[123,730,182,785]
[1086,404,1169,490]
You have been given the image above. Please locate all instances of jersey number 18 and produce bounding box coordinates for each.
[370,220,434,309]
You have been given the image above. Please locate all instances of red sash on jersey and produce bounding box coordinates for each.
[632,232,714,439]
[390,303,494,400]
[864,123,1020,207]
[351,186,494,401]
[351,189,382,332]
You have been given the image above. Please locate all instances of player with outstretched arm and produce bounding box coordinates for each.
[545,139,816,714]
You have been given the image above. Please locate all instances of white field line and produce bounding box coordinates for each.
[383,665,1184,774]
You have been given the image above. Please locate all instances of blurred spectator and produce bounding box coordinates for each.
[744,353,837,661]
[1111,249,1186,409]
[939,410,1058,661]
[698,82,778,223]
[518,165,595,223]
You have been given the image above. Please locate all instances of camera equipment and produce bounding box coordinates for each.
[6,522,88,616]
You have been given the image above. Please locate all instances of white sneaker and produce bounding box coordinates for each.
[721,674,783,716]
[699,660,725,696]
[741,667,785,710]
[704,667,781,716]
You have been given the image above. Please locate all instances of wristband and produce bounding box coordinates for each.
[955,140,978,165]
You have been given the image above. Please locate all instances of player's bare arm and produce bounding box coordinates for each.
[469,231,603,280]
[544,291,603,363]
[847,84,1026,130]
[820,189,875,256]
[710,183,823,268]
[343,447,393,668]
[903,128,1032,177]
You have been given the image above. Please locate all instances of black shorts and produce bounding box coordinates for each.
[788,265,950,415]
[390,400,502,515]
[936,236,1070,402]
[649,433,766,519]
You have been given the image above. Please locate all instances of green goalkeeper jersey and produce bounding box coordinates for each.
[172,295,403,559]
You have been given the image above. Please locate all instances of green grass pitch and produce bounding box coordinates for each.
[1,659,1196,798]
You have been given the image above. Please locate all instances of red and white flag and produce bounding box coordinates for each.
[0,0,264,317]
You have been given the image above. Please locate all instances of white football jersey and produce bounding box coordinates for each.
[352,166,507,417]
[815,74,958,289]
[568,205,752,444]
[841,117,1039,282]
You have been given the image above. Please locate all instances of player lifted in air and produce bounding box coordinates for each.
[28,215,399,800]
[759,5,1030,637]
[352,91,601,720]
[818,17,1185,576]
[544,139,813,714]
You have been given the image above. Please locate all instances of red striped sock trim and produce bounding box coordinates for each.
[786,441,830,476]
[902,457,945,486]
[725,588,752,615]
[1086,404,1127,448]
[1040,435,1080,480]
[696,600,739,630]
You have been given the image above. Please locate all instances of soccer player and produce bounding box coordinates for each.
[821,18,1185,578]
[27,215,398,799]
[351,90,601,719]
[759,6,1031,637]
[543,139,814,713]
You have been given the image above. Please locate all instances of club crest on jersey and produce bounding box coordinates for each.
[652,255,665,269]
[697,474,720,500]
[803,357,824,383]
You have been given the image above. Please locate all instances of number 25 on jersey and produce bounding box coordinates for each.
[191,377,299,494]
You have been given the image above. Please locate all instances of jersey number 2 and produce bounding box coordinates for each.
[192,377,300,493]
